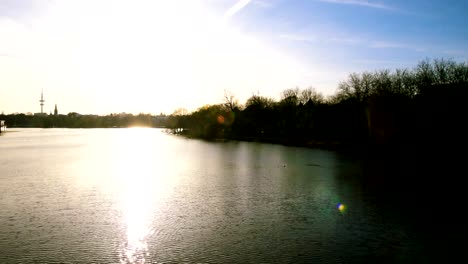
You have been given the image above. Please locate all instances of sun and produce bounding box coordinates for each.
[28,0,307,114]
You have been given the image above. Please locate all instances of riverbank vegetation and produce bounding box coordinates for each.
[2,58,466,152]
[0,112,168,128]
[167,58,468,151]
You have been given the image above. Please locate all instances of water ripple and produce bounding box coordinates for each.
[0,129,425,263]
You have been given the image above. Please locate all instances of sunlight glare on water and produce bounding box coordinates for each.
[0,128,425,263]
[110,128,170,264]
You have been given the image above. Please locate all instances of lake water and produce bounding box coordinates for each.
[0,128,426,263]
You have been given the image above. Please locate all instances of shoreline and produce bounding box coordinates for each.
[167,130,364,152]
[168,130,443,158]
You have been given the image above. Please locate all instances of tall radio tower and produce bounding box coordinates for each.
[39,89,45,114]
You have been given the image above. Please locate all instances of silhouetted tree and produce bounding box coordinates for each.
[223,89,241,111]
[299,87,324,105]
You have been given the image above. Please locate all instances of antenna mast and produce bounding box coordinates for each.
[39,89,45,114]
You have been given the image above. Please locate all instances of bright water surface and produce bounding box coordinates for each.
[0,128,425,263]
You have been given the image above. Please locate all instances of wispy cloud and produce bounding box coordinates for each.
[369,41,427,52]
[316,0,394,10]
[253,0,275,8]
[224,0,253,18]
[280,33,362,45]
[353,59,413,65]
[328,36,363,45]
[369,41,408,49]
[279,33,317,42]
[280,32,427,52]
[442,49,468,60]
[442,49,468,56]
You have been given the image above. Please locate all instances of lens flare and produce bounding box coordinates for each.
[217,115,225,124]
[337,203,346,213]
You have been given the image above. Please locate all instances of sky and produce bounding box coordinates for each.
[1,0,467,115]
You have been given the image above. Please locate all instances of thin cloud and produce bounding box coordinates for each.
[224,0,252,18]
[253,0,275,8]
[442,49,468,57]
[316,0,394,10]
[369,41,408,49]
[280,33,362,45]
[279,32,427,52]
[279,33,317,42]
[328,36,362,45]
[353,59,413,65]
[369,41,427,52]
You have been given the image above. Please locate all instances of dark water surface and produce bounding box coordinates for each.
[0,128,428,263]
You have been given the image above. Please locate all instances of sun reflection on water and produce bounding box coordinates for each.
[111,128,168,264]
[119,183,154,264]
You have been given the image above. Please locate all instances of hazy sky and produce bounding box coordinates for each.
[1,0,467,115]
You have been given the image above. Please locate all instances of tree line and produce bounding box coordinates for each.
[0,112,167,128]
[167,58,468,150]
[2,58,466,151]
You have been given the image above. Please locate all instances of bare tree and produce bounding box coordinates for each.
[372,69,391,95]
[453,61,468,83]
[223,89,240,111]
[415,58,435,88]
[281,87,300,99]
[281,87,300,105]
[245,94,276,109]
[300,87,324,104]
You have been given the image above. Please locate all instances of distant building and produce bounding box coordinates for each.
[54,104,58,116]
